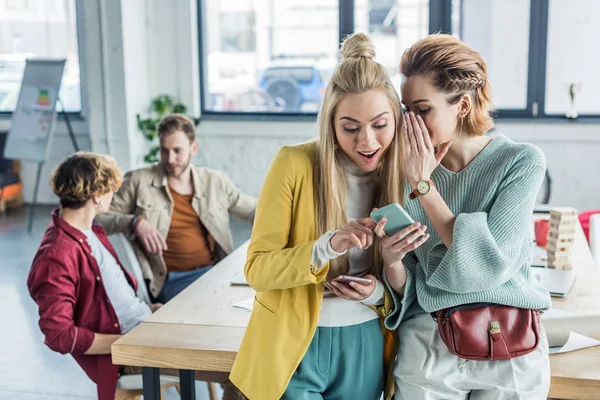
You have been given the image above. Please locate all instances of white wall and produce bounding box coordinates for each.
[496,122,600,211]
[121,0,152,168]
[197,120,316,198]
[196,120,600,212]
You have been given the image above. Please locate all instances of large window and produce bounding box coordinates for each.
[456,0,600,119]
[460,0,530,110]
[202,0,339,114]
[355,0,430,91]
[220,12,256,52]
[367,0,399,34]
[198,0,600,119]
[545,0,600,116]
[0,0,81,113]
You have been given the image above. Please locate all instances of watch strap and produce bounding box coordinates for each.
[409,179,434,200]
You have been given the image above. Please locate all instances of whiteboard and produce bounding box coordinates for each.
[3,59,66,163]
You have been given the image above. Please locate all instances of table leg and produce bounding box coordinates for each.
[179,369,197,400]
[142,367,161,400]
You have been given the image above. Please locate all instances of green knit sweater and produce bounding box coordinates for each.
[384,134,552,330]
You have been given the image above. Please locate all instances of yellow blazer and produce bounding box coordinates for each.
[230,141,397,400]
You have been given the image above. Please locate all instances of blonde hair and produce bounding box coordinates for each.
[400,34,495,136]
[316,32,405,279]
[50,152,122,209]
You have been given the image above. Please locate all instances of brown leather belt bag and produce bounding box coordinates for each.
[431,303,541,361]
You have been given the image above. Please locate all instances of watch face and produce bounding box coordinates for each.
[417,180,431,194]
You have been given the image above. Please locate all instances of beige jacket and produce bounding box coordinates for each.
[97,164,256,298]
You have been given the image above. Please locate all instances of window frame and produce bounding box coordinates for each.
[197,0,600,120]
[0,0,86,120]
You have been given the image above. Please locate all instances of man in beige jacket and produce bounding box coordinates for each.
[97,114,256,303]
[97,114,255,399]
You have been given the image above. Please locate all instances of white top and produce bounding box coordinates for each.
[82,230,151,334]
[312,154,385,327]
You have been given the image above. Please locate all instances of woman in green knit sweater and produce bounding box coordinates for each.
[380,34,552,399]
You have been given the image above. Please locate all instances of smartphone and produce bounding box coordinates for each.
[370,203,416,236]
[334,275,373,285]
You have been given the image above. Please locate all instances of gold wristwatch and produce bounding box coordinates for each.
[409,179,434,200]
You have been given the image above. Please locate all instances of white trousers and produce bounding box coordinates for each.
[394,313,550,400]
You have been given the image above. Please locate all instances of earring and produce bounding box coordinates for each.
[95,199,102,208]
[459,117,464,137]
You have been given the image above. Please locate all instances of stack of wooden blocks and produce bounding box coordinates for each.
[547,207,577,270]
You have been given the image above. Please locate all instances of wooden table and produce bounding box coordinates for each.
[112,241,253,399]
[538,214,600,400]
[112,219,600,400]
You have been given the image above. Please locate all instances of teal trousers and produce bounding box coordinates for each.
[282,319,384,400]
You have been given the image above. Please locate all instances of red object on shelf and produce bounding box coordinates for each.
[535,219,549,247]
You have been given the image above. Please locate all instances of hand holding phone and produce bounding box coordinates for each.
[371,203,430,292]
[370,203,415,236]
[334,275,373,285]
[325,273,376,301]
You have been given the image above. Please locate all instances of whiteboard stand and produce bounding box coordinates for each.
[58,97,80,153]
[26,96,79,233]
[27,163,44,233]
[1,59,69,233]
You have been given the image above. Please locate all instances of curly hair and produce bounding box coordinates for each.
[50,152,123,209]
[400,34,495,136]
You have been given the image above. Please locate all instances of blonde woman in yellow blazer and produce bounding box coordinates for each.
[230,33,430,400]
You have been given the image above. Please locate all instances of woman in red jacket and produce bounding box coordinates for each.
[27,152,159,400]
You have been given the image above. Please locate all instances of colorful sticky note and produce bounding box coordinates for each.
[37,89,51,106]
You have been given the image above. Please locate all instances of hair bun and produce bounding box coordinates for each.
[340,33,376,61]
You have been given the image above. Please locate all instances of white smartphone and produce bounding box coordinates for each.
[333,275,373,285]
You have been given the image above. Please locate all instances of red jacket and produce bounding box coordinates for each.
[27,210,138,400]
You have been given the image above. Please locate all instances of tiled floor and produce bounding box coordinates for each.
[0,206,252,400]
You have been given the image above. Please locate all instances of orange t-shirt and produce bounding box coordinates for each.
[162,186,215,272]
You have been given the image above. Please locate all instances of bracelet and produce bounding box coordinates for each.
[131,215,144,232]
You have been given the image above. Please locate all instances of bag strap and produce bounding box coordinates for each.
[489,321,511,359]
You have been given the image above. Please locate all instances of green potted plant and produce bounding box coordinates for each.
[137,94,200,163]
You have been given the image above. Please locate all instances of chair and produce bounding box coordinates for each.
[108,233,218,400]
[115,374,180,400]
[112,233,152,305]
[0,131,24,214]
[578,210,600,268]
[590,214,600,267]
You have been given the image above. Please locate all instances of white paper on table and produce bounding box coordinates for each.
[230,271,249,286]
[557,332,600,353]
[232,297,254,311]
[542,312,600,347]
